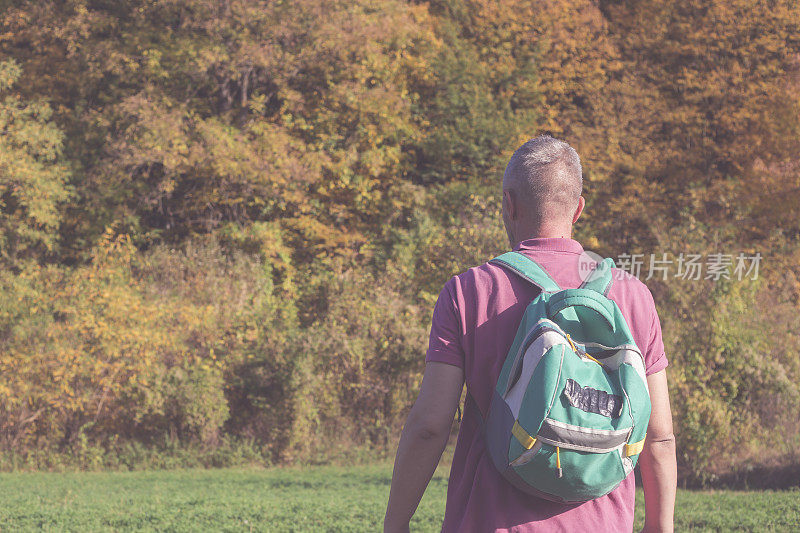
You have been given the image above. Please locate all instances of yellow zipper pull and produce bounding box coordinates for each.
[556,446,563,478]
[566,333,577,352]
[584,352,602,365]
[567,333,602,365]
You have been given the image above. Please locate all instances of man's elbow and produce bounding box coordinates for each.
[648,433,676,446]
[644,433,676,457]
[404,412,452,442]
[414,425,446,442]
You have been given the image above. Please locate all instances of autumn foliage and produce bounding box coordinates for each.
[1,0,799,483]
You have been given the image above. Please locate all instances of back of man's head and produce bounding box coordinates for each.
[503,135,583,232]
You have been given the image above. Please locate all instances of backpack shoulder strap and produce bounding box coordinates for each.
[489,251,561,293]
[579,257,616,295]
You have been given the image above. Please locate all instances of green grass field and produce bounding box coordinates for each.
[1,464,798,532]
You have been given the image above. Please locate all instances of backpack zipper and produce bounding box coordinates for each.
[566,333,602,365]
[556,445,563,478]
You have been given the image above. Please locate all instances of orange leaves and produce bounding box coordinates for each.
[599,0,800,239]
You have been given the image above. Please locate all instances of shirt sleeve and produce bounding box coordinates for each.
[425,277,465,369]
[642,287,668,376]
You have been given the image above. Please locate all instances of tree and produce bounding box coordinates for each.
[600,0,800,242]
[0,60,72,267]
[1,0,438,262]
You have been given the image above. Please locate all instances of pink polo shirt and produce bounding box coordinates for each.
[426,237,667,533]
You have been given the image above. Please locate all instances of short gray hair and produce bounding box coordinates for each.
[502,135,583,224]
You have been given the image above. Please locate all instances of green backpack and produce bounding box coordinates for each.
[481,251,651,502]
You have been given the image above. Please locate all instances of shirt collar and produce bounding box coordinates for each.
[513,237,584,254]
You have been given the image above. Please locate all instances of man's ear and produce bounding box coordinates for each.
[572,196,585,224]
[503,190,516,220]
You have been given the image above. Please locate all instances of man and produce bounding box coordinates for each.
[384,135,677,532]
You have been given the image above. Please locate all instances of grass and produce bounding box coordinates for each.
[0,464,798,532]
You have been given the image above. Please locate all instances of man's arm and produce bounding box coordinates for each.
[384,362,464,533]
[639,368,677,533]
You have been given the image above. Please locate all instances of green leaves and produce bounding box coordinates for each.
[0,60,72,266]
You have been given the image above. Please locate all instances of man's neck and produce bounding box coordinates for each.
[511,230,573,248]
